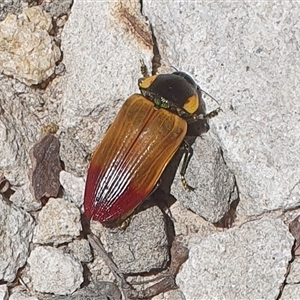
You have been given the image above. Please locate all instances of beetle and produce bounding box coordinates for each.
[84,61,220,226]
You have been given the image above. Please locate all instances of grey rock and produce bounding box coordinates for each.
[59,130,90,178]
[37,281,120,300]
[281,284,300,300]
[27,246,83,295]
[87,253,115,284]
[169,201,217,247]
[33,198,82,245]
[172,133,237,223]
[59,171,85,208]
[96,206,169,274]
[152,289,186,300]
[286,256,300,284]
[0,196,34,282]
[9,182,42,212]
[9,289,38,300]
[176,218,294,300]
[0,0,22,22]
[67,239,93,263]
[0,284,8,300]
[43,0,73,19]
[0,75,52,185]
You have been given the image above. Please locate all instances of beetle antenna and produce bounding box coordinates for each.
[170,65,179,72]
[201,88,221,107]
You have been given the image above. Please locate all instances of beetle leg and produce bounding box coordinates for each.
[193,107,222,121]
[204,107,222,119]
[140,59,150,78]
[180,141,195,191]
[120,216,133,230]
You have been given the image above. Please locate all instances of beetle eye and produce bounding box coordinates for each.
[173,71,198,89]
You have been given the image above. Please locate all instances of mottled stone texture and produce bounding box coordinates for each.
[27,246,83,295]
[177,218,294,299]
[0,6,61,85]
[0,196,34,282]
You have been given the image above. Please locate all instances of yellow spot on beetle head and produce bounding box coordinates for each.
[183,94,199,114]
[138,75,158,89]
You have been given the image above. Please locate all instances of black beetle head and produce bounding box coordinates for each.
[138,71,209,136]
[139,73,198,109]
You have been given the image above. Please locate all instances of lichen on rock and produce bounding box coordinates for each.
[0,6,61,86]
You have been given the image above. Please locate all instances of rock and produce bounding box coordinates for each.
[172,133,237,223]
[29,134,62,201]
[67,239,93,263]
[91,206,169,274]
[57,0,154,179]
[35,281,120,300]
[0,284,8,300]
[9,182,42,212]
[169,201,218,246]
[87,253,115,284]
[59,171,85,208]
[0,75,49,185]
[59,0,153,128]
[289,214,300,254]
[59,130,90,178]
[42,0,73,20]
[27,246,83,295]
[0,6,61,85]
[176,218,294,299]
[33,198,82,245]
[9,289,38,300]
[286,256,300,284]
[0,0,22,22]
[0,170,10,193]
[0,109,21,179]
[0,196,34,282]
[281,284,300,300]
[152,289,186,300]
[67,281,121,300]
